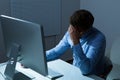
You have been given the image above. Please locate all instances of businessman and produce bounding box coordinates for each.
[46,9,106,76]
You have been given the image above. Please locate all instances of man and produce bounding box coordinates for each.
[46,9,106,76]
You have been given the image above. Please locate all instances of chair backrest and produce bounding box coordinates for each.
[110,37,120,65]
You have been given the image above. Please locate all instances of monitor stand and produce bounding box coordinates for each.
[13,71,31,80]
[4,43,31,80]
[5,72,31,80]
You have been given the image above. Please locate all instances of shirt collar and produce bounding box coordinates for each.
[81,27,94,39]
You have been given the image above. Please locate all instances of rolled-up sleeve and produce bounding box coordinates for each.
[46,32,70,61]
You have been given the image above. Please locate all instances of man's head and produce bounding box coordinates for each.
[70,9,94,31]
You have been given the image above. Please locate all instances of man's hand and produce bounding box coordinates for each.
[68,25,83,45]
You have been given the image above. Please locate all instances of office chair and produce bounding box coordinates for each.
[106,37,120,80]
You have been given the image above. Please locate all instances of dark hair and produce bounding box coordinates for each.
[70,9,94,30]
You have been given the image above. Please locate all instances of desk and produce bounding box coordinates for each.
[0,59,104,80]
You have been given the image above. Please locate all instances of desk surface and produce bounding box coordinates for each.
[48,59,94,80]
[0,59,104,80]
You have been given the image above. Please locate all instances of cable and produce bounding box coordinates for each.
[0,62,7,79]
[0,71,6,80]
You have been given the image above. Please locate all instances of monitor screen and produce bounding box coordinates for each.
[0,15,48,76]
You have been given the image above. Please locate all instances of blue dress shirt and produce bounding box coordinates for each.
[46,27,106,75]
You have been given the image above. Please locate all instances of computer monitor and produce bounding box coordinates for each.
[0,15,62,79]
[0,15,48,75]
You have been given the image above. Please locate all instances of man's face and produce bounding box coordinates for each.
[69,25,84,37]
[75,26,83,33]
[73,25,85,34]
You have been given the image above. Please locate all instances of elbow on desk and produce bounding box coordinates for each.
[79,62,93,75]
[80,67,92,76]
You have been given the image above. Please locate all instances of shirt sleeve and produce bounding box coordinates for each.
[72,34,106,75]
[46,32,70,61]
